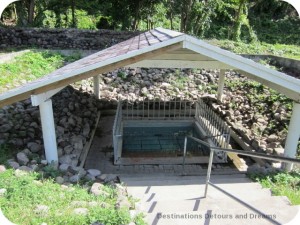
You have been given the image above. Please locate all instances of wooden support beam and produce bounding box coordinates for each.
[239,70,300,102]
[127,60,233,69]
[31,87,65,106]
[93,75,100,99]
[217,70,226,102]
[39,99,58,164]
[284,102,300,171]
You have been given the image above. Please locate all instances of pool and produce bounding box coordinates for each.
[123,125,209,156]
[113,99,230,165]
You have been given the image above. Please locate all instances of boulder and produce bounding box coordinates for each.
[27,142,42,153]
[7,161,20,169]
[16,152,29,166]
[59,155,72,165]
[73,208,88,215]
[34,205,49,216]
[90,183,109,196]
[55,176,64,184]
[59,164,70,172]
[0,165,6,173]
[87,169,101,177]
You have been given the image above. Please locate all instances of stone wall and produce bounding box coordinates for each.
[242,54,300,79]
[0,28,139,50]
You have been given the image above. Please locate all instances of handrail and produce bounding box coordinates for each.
[187,135,300,164]
[183,135,300,198]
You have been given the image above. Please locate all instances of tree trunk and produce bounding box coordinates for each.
[71,0,76,28]
[180,0,193,33]
[232,0,246,41]
[28,0,35,25]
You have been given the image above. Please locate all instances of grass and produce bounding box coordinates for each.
[0,144,18,166]
[248,170,300,205]
[0,50,80,94]
[0,169,144,225]
[206,39,300,60]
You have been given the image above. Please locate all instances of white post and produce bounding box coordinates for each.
[284,102,300,171]
[93,75,100,99]
[217,70,226,102]
[39,99,58,164]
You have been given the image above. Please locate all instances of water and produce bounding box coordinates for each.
[123,126,209,155]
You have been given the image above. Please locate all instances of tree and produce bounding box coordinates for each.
[232,0,257,42]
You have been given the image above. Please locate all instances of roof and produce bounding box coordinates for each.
[1,27,300,107]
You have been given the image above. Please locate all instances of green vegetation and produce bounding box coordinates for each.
[249,170,300,205]
[0,51,80,94]
[0,144,16,165]
[0,169,142,225]
[1,1,299,45]
[207,39,300,60]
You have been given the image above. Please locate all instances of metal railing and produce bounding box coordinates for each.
[183,135,300,198]
[113,101,123,163]
[195,99,231,148]
[122,98,195,120]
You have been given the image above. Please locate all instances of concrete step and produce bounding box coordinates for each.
[129,185,272,202]
[121,173,248,185]
[141,198,299,225]
[144,207,300,225]
[122,173,300,225]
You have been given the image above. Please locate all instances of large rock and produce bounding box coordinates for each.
[73,208,88,215]
[27,142,42,153]
[87,169,101,177]
[59,164,70,172]
[90,183,109,196]
[0,165,6,173]
[7,161,20,169]
[16,152,29,166]
[0,124,12,133]
[82,123,90,137]
[34,205,49,216]
[59,155,72,165]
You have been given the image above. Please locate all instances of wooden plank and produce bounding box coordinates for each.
[80,111,101,168]
[152,53,212,61]
[31,86,65,106]
[128,59,234,69]
[184,38,300,101]
[239,70,300,101]
[0,42,183,107]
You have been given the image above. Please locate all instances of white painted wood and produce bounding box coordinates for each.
[93,75,100,99]
[239,70,300,101]
[183,38,300,100]
[217,70,226,102]
[128,60,233,69]
[152,53,213,61]
[31,86,65,106]
[284,102,300,171]
[39,99,58,163]
[155,27,183,37]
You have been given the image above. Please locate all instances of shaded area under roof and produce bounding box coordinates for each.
[1,27,300,107]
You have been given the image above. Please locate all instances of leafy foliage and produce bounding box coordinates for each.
[0,169,141,225]
[249,170,300,205]
[1,0,299,45]
[0,50,80,94]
